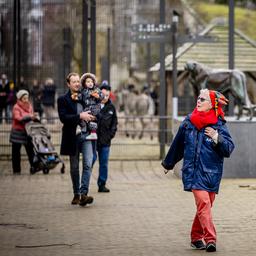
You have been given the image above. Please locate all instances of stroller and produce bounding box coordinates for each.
[25,121,65,174]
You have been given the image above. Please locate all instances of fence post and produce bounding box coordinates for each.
[159,0,166,159]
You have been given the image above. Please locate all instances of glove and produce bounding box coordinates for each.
[90,90,100,99]
[71,92,79,101]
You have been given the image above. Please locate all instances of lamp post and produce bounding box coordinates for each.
[100,27,111,83]
[13,0,17,85]
[82,0,88,72]
[172,11,179,120]
[131,11,216,160]
[228,0,235,116]
[63,27,71,90]
[159,0,166,159]
[107,27,110,83]
[82,0,96,74]
[90,0,96,74]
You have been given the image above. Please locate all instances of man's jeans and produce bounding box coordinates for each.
[94,146,110,187]
[69,137,93,195]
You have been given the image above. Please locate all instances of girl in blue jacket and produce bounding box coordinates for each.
[162,89,235,252]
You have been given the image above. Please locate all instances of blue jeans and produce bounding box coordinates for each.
[69,136,93,195]
[94,146,110,187]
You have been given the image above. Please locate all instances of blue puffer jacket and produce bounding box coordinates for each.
[162,115,235,193]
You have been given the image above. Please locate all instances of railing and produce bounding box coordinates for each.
[0,115,173,160]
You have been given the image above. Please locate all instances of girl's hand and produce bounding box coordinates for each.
[91,91,100,99]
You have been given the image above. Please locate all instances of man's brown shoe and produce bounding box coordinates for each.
[71,194,80,205]
[79,194,94,206]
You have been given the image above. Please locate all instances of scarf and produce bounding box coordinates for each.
[209,90,226,120]
[190,108,218,130]
[17,100,32,113]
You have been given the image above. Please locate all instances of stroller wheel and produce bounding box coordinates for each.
[43,168,49,174]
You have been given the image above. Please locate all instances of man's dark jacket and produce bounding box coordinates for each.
[42,84,56,107]
[97,100,118,147]
[0,81,10,108]
[57,90,80,155]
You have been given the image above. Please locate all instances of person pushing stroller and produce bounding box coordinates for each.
[71,73,104,140]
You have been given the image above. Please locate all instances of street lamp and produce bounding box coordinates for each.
[172,10,179,120]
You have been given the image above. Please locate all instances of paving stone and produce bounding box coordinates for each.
[0,160,256,255]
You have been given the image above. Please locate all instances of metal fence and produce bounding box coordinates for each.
[1,0,82,94]
[0,115,173,160]
[0,0,189,160]
[0,0,174,92]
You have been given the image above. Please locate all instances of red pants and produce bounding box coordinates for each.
[191,190,216,244]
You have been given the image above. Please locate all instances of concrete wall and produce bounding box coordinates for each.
[172,119,256,178]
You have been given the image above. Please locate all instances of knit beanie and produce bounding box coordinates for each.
[100,80,111,91]
[16,89,29,100]
[80,73,97,87]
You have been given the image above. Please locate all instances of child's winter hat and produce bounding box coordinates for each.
[81,73,97,87]
[16,89,29,100]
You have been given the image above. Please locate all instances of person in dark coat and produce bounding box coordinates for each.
[6,81,16,123]
[162,89,235,252]
[17,76,30,93]
[0,74,10,124]
[30,79,43,120]
[57,72,95,206]
[93,83,118,192]
[42,78,56,123]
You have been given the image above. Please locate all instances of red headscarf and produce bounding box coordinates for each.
[209,90,227,120]
[190,90,228,130]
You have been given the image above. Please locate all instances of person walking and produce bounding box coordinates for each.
[0,74,10,124]
[30,79,43,120]
[93,83,118,192]
[6,81,16,123]
[9,90,37,174]
[42,78,56,123]
[161,89,235,252]
[57,72,95,206]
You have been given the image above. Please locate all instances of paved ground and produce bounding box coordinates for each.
[0,160,256,256]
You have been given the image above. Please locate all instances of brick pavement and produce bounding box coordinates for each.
[0,160,256,256]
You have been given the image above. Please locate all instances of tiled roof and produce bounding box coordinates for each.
[150,23,256,72]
